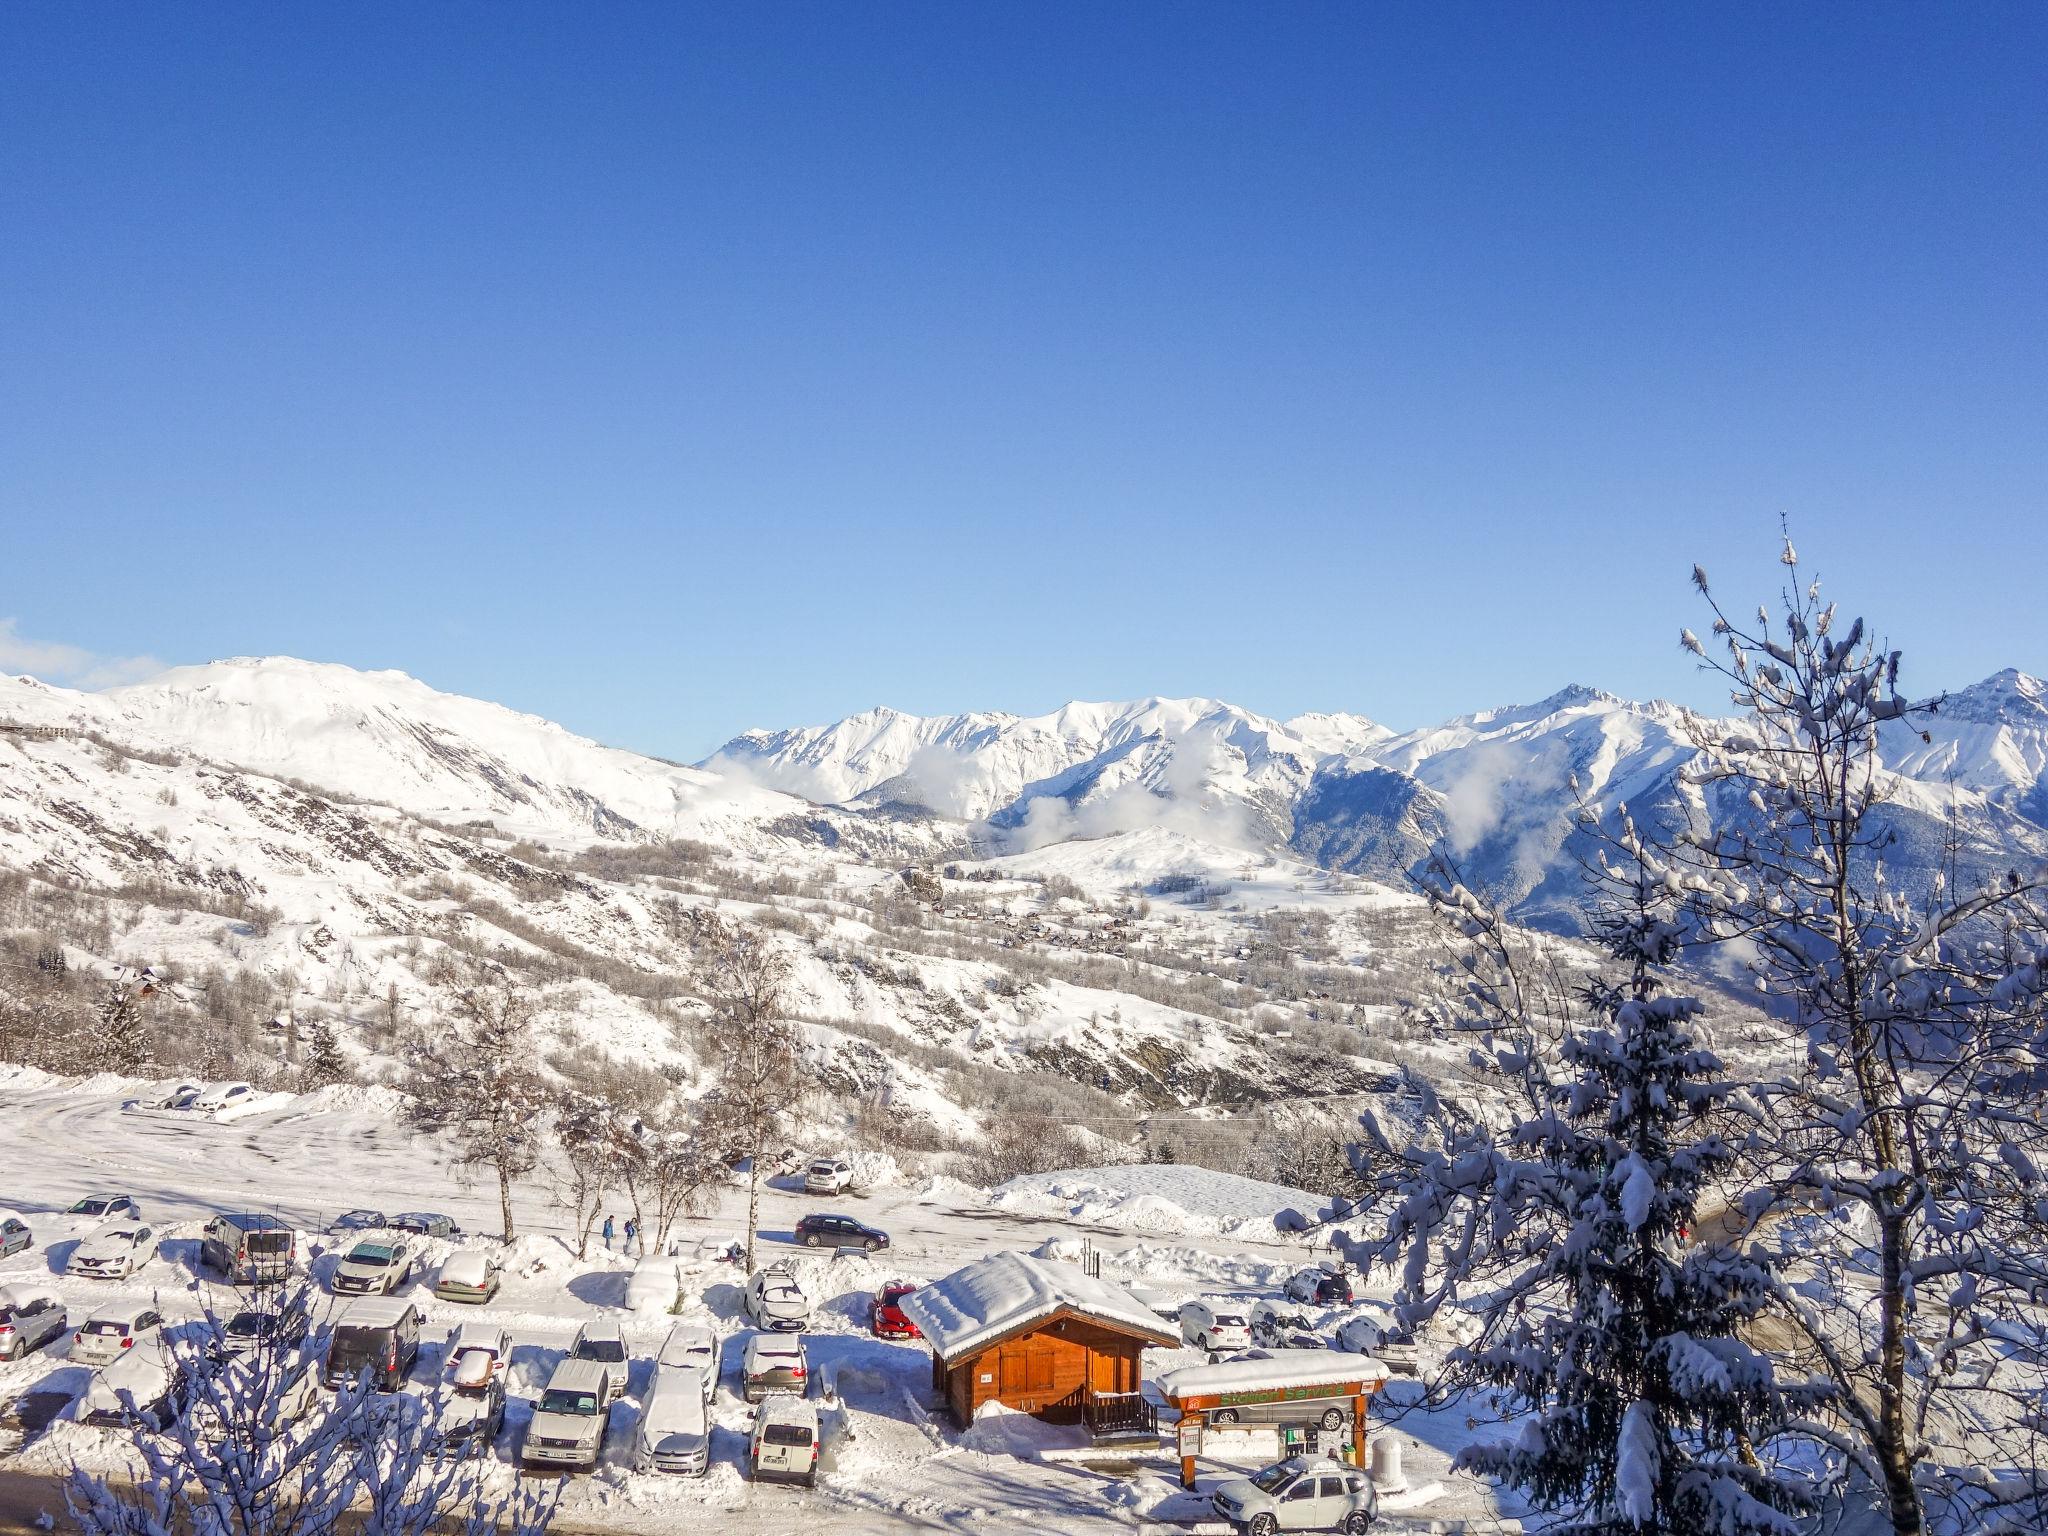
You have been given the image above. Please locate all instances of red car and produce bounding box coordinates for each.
[870,1281,921,1339]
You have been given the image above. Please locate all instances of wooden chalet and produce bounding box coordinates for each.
[898,1251,1177,1440]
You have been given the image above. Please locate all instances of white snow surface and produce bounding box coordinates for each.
[991,1164,1325,1239]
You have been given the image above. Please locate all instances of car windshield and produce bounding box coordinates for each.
[577,1339,626,1364]
[226,1314,271,1336]
[69,1200,108,1214]
[102,1229,136,1243]
[350,1245,395,1264]
[341,1211,378,1223]
[1250,1465,1299,1494]
[539,1389,597,1416]
[762,1423,813,1448]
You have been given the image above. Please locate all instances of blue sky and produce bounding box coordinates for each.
[3,5,2042,759]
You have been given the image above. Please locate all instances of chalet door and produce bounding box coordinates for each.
[999,1344,1057,1403]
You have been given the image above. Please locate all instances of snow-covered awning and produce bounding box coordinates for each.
[898,1250,1178,1361]
[1155,1350,1389,1402]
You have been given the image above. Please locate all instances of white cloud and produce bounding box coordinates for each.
[0,619,164,689]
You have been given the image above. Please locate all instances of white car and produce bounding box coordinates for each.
[188,1354,323,1441]
[193,1081,257,1111]
[445,1322,512,1381]
[523,1358,612,1473]
[803,1158,854,1195]
[745,1263,811,1333]
[1211,1455,1377,1533]
[570,1317,630,1398]
[657,1322,722,1404]
[741,1333,809,1402]
[331,1237,417,1295]
[72,1299,166,1367]
[1250,1299,1327,1351]
[748,1392,819,1486]
[637,1364,710,1474]
[625,1256,680,1313]
[68,1222,157,1279]
[1332,1310,1419,1374]
[1180,1298,1253,1356]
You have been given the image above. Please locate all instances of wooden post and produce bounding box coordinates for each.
[1352,1389,1369,1468]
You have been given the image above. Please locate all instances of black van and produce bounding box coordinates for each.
[325,1296,422,1392]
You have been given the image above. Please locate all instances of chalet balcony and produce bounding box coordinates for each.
[1080,1390,1159,1445]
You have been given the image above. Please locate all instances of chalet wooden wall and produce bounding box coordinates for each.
[939,1313,1150,1424]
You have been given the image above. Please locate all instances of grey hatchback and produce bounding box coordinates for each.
[0,1291,67,1360]
[0,1213,31,1259]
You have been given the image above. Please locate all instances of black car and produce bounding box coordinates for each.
[794,1213,889,1252]
[330,1209,387,1235]
[221,1307,311,1357]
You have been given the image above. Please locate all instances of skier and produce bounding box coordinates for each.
[602,1214,615,1252]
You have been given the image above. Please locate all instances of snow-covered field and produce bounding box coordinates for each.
[989,1165,1329,1240]
[0,1073,1516,1533]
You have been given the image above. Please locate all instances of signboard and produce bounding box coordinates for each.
[1211,1382,1362,1409]
[1177,1417,1203,1458]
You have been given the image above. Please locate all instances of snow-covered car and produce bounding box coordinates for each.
[1250,1300,1326,1351]
[331,1237,417,1295]
[221,1306,309,1357]
[65,1195,141,1223]
[329,1209,387,1235]
[571,1317,631,1398]
[625,1256,680,1313]
[0,1288,66,1360]
[523,1358,611,1472]
[794,1213,888,1252]
[871,1280,921,1339]
[1211,1455,1376,1534]
[81,1340,184,1428]
[1285,1266,1354,1308]
[0,1210,32,1259]
[193,1081,257,1112]
[1181,1299,1253,1356]
[188,1354,322,1442]
[741,1333,808,1402]
[683,1234,744,1270]
[747,1392,819,1486]
[72,1299,166,1368]
[432,1344,506,1459]
[657,1322,721,1403]
[638,1363,710,1474]
[1331,1312,1418,1375]
[390,1212,459,1240]
[803,1158,854,1195]
[68,1221,157,1279]
[745,1263,811,1333]
[131,1082,202,1112]
[433,1250,503,1304]
[445,1321,512,1380]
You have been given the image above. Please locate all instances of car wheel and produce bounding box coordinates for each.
[1319,1406,1345,1432]
[1212,1407,1240,1425]
[803,1234,821,1248]
[1207,1352,1221,1365]
[1249,1516,1278,1536]
[1344,1513,1372,1533]
[864,1238,879,1253]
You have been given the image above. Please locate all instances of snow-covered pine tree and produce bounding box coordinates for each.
[402,959,553,1243]
[298,1017,348,1088]
[1668,549,2048,1535]
[1353,824,1817,1535]
[92,979,150,1072]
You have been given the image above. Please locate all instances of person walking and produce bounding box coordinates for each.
[624,1216,638,1252]
[601,1214,615,1252]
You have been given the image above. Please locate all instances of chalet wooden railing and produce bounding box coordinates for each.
[1081,1390,1158,1442]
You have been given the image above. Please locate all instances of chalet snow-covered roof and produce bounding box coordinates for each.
[898,1250,1177,1360]
[1155,1349,1389,1401]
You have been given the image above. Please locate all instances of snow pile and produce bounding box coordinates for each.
[956,1400,1088,1460]
[990,1164,1323,1239]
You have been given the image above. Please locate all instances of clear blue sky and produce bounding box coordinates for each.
[3,4,2042,759]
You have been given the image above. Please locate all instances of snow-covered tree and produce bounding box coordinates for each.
[690,915,799,1272]
[548,1087,641,1259]
[1353,826,1818,1534]
[297,1018,348,1089]
[90,978,150,1072]
[1664,550,2048,1534]
[621,1107,723,1255]
[402,960,553,1242]
[64,1282,560,1535]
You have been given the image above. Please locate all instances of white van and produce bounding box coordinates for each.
[1180,1298,1252,1356]
[637,1364,710,1474]
[748,1392,819,1486]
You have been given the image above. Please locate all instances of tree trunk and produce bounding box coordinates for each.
[499,1160,516,1245]
[744,1141,762,1274]
[1878,1208,1922,1536]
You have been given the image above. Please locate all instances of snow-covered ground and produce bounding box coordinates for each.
[989,1164,1329,1240]
[0,1073,1516,1533]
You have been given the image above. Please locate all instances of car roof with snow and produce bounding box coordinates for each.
[578,1316,624,1343]
[83,1297,158,1325]
[898,1251,1179,1360]
[439,1250,494,1282]
[543,1357,610,1393]
[449,1320,507,1353]
[335,1296,413,1328]
[743,1333,806,1362]
[643,1365,709,1430]
[0,1284,58,1310]
[659,1323,716,1365]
